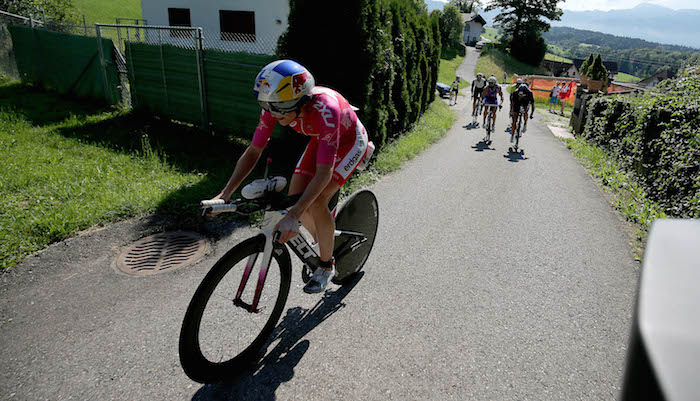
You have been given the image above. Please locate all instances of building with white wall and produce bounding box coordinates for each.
[461,13,485,45]
[140,0,288,54]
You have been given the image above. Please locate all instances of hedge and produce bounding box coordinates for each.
[277,0,441,147]
[581,76,700,218]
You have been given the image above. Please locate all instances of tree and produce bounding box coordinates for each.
[438,4,464,48]
[0,0,79,23]
[579,53,595,77]
[487,0,563,65]
[449,0,482,13]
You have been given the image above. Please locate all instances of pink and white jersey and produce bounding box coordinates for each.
[251,86,359,165]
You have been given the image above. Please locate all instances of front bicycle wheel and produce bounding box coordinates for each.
[333,190,379,284]
[179,235,291,383]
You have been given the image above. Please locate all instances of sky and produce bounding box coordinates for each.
[559,0,700,11]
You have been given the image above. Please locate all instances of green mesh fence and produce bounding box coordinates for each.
[126,42,202,123]
[204,50,276,134]
[8,25,120,104]
[126,41,283,138]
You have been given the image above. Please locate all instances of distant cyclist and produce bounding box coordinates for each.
[510,83,535,136]
[450,76,461,104]
[482,76,503,127]
[471,72,486,116]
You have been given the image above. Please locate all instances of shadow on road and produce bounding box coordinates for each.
[503,147,528,163]
[471,139,494,152]
[191,272,365,401]
[463,121,480,130]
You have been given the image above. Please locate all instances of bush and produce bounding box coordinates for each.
[581,76,700,218]
[588,54,608,81]
[509,29,547,67]
[579,53,595,77]
[279,0,440,147]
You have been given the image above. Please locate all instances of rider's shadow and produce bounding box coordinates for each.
[471,140,495,152]
[504,147,528,162]
[463,122,479,130]
[192,272,365,401]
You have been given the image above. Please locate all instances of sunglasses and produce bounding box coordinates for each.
[258,100,299,115]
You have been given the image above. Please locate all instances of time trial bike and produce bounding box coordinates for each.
[178,177,379,383]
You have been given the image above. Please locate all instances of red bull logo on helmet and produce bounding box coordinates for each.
[292,71,310,98]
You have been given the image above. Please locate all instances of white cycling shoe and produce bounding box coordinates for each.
[303,265,335,294]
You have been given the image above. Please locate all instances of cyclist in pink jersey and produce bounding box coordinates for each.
[209,60,370,293]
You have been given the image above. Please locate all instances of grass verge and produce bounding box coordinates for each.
[0,80,301,270]
[341,100,455,197]
[476,46,541,83]
[561,136,667,258]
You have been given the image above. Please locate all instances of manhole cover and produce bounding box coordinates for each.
[115,231,209,276]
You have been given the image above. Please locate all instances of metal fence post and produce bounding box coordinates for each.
[126,39,137,108]
[96,25,112,104]
[158,29,169,114]
[194,28,209,129]
[116,19,122,53]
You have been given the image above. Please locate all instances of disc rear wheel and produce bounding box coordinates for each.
[333,190,379,284]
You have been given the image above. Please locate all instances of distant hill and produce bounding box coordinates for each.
[542,26,700,79]
[553,3,700,49]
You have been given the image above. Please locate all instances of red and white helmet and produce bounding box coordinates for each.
[253,60,315,114]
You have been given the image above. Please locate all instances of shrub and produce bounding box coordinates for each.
[581,76,700,218]
[579,53,595,77]
[588,54,608,81]
[278,0,440,147]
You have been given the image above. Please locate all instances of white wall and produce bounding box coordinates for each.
[462,21,483,44]
[141,0,288,54]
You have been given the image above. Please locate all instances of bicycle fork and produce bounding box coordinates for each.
[233,211,286,314]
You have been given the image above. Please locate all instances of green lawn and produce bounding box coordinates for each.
[615,72,642,83]
[544,52,572,63]
[0,80,302,270]
[482,27,500,42]
[73,0,142,24]
[476,46,542,83]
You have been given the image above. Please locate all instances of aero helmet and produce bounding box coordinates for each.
[254,60,315,114]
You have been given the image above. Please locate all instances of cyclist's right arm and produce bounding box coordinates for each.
[216,145,263,202]
[214,111,274,202]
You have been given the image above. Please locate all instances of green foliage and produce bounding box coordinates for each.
[581,76,700,218]
[438,5,464,49]
[279,0,440,147]
[487,0,562,66]
[0,0,79,23]
[510,28,546,67]
[588,54,608,81]
[448,0,481,13]
[579,53,595,77]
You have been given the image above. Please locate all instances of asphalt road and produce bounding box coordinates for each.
[0,48,639,400]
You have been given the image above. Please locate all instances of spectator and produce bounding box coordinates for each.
[559,82,566,115]
[549,81,561,112]
[503,71,507,84]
